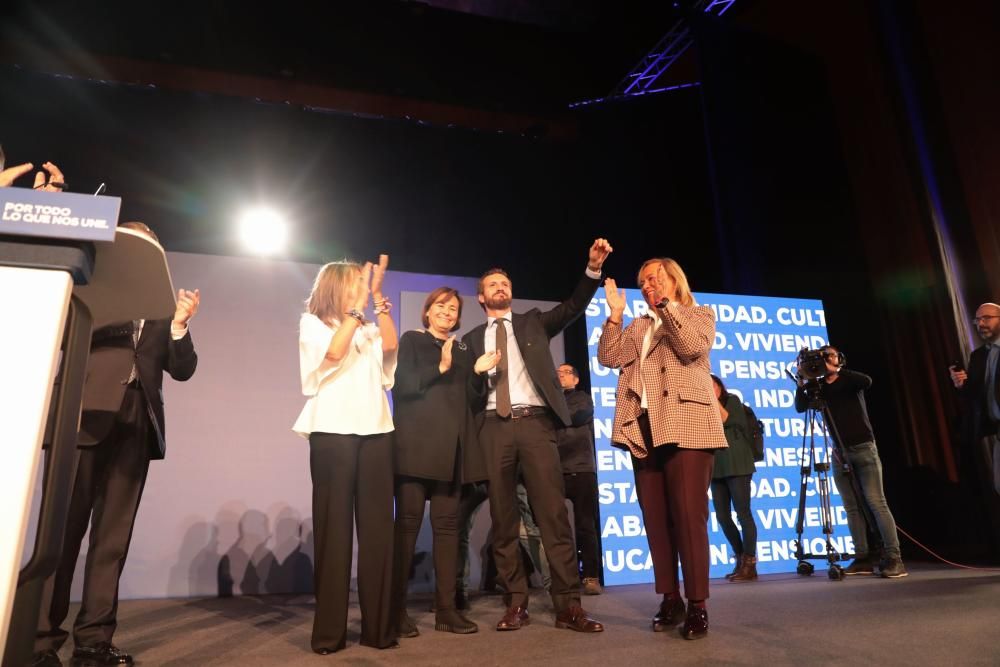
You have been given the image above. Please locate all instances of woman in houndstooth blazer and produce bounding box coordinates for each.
[598,258,726,641]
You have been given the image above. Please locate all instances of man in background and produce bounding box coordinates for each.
[556,364,602,595]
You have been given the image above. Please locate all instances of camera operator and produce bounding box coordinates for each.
[793,346,907,578]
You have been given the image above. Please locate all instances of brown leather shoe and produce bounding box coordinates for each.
[652,597,686,632]
[582,577,602,595]
[730,554,758,582]
[679,604,709,640]
[496,605,530,631]
[555,605,604,633]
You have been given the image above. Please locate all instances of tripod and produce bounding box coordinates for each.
[791,381,879,581]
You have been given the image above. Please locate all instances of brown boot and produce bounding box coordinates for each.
[730,554,758,582]
[724,552,743,580]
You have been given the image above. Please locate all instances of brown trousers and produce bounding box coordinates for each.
[633,413,715,601]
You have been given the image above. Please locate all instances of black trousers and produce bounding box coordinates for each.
[36,385,152,652]
[710,475,757,557]
[392,475,461,615]
[480,413,580,612]
[563,472,602,579]
[309,432,395,652]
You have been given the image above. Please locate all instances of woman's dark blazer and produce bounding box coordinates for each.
[392,330,487,483]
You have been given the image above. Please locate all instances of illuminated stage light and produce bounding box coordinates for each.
[238,206,288,255]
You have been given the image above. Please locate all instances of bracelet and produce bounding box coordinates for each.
[346,309,366,324]
[374,298,393,315]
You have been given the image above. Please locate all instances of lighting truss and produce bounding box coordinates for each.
[569,0,736,108]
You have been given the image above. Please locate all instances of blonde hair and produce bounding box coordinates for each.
[306,261,361,324]
[637,257,695,307]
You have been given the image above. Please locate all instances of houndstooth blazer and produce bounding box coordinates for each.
[597,304,727,458]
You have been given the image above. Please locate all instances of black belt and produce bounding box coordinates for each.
[487,406,549,420]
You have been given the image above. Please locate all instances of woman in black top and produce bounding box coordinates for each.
[709,374,760,582]
[391,287,499,637]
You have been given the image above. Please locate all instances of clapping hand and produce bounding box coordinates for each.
[474,350,501,375]
[33,162,66,192]
[354,262,373,312]
[439,335,456,374]
[173,289,200,327]
[0,162,34,187]
[371,254,389,302]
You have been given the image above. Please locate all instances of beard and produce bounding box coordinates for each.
[485,293,512,311]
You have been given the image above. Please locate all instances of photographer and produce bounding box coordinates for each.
[793,346,907,578]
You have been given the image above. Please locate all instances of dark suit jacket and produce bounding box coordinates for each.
[556,389,597,474]
[959,343,1000,441]
[462,272,600,427]
[79,318,198,459]
[391,330,487,483]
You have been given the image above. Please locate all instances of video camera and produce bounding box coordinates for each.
[795,347,829,382]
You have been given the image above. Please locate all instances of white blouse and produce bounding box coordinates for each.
[292,313,397,438]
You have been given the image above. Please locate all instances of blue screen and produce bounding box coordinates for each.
[585,290,854,585]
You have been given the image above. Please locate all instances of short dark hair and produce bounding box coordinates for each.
[422,287,463,331]
[558,364,580,379]
[478,268,511,295]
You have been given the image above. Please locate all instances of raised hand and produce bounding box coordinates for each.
[371,254,389,301]
[604,277,626,321]
[588,238,613,272]
[173,289,200,326]
[439,335,455,374]
[474,350,501,375]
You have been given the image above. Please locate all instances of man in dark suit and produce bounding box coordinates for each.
[462,238,611,634]
[950,302,1000,495]
[555,364,603,596]
[33,222,200,667]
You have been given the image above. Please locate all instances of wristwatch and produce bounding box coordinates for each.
[347,309,365,323]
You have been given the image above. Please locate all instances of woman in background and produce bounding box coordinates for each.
[709,374,759,582]
[391,287,499,637]
[292,256,398,654]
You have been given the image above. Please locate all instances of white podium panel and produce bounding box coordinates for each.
[0,267,73,652]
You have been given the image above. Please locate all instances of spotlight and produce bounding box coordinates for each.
[238,206,288,255]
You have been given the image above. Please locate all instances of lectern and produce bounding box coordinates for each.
[0,187,174,665]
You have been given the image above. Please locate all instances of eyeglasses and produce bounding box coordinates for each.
[556,369,576,375]
[972,315,1000,324]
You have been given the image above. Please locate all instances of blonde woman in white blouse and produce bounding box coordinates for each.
[293,255,399,654]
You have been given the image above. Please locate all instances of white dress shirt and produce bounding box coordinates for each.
[292,313,398,438]
[484,314,546,410]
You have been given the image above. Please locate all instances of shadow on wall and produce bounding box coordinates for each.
[167,503,314,598]
[166,499,495,598]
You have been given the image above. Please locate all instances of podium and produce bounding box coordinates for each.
[0,188,175,665]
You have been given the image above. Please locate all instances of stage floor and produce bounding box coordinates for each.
[47,563,999,665]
